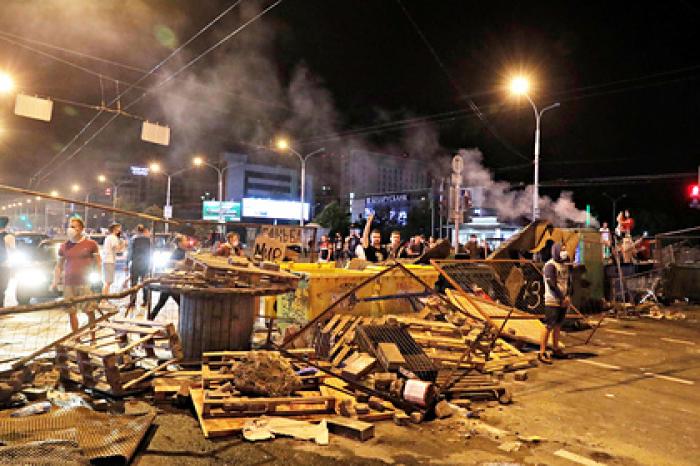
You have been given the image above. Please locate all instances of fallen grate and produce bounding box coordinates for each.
[355,325,437,382]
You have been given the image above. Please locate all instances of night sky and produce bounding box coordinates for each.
[0,0,699,232]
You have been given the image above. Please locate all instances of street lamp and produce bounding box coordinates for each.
[0,72,14,94]
[149,161,194,233]
[509,75,560,220]
[97,174,129,223]
[274,137,325,226]
[602,192,627,238]
[192,156,228,225]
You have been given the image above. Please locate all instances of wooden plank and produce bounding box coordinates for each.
[376,343,405,371]
[326,417,375,441]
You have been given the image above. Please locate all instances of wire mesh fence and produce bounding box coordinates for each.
[432,260,545,314]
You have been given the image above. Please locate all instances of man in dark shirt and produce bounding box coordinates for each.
[149,234,191,320]
[360,213,387,263]
[128,224,152,309]
[387,230,408,260]
[0,216,15,308]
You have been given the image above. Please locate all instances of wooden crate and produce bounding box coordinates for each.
[55,318,183,396]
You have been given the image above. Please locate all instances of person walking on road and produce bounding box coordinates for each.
[0,217,15,307]
[150,234,191,320]
[539,242,571,364]
[102,223,126,295]
[51,217,102,332]
[128,225,152,309]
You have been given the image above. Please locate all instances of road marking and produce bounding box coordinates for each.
[575,359,622,370]
[643,372,695,385]
[554,449,607,466]
[602,328,636,336]
[661,337,695,346]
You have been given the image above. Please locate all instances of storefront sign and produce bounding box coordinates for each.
[202,201,241,222]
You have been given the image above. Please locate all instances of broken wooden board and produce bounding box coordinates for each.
[326,416,375,441]
[376,343,406,371]
[446,288,559,348]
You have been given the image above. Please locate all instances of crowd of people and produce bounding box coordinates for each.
[315,214,491,265]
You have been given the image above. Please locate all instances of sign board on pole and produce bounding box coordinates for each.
[130,166,150,176]
[202,201,241,222]
[141,121,171,146]
[253,235,287,262]
[15,94,53,122]
[451,154,464,174]
[163,205,173,219]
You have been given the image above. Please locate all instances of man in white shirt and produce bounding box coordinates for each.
[102,223,126,294]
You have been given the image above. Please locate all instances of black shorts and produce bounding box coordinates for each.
[543,306,566,329]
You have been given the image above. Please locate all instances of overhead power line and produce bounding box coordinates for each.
[32,0,246,185]
[36,0,284,183]
[539,172,697,188]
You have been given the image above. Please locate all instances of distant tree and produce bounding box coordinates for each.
[314,201,350,235]
[405,200,431,237]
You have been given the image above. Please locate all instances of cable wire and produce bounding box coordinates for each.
[36,0,283,183]
[32,0,245,185]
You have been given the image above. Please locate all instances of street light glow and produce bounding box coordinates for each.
[35,196,41,201]
[149,162,161,173]
[50,190,59,197]
[97,174,107,183]
[0,72,14,93]
[192,156,204,166]
[275,137,290,151]
[510,76,530,95]
[71,184,80,192]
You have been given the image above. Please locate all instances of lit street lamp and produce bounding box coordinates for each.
[149,162,194,233]
[192,156,229,225]
[274,137,325,226]
[97,174,130,223]
[0,72,14,94]
[509,76,560,220]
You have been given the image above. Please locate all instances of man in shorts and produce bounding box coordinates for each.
[539,242,571,364]
[52,217,102,332]
[103,223,126,294]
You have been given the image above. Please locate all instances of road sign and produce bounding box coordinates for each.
[163,205,172,219]
[451,154,464,174]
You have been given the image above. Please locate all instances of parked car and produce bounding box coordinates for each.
[14,238,102,305]
[7,232,49,267]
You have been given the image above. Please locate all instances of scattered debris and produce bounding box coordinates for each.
[242,416,329,445]
[498,440,523,452]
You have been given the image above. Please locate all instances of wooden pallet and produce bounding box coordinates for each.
[187,252,300,291]
[55,318,183,396]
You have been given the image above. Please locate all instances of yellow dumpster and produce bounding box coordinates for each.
[275,263,439,323]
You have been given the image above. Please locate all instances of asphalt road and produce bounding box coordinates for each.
[132,306,699,466]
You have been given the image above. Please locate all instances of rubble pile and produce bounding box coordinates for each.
[226,351,302,397]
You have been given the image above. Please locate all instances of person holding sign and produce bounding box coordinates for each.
[360,213,387,263]
[216,232,245,258]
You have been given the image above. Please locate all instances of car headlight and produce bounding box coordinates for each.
[8,251,29,267]
[16,269,47,287]
[88,272,101,284]
[153,251,172,268]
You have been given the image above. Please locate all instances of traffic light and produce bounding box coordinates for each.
[690,183,700,209]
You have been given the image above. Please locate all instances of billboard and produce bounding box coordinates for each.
[242,198,309,221]
[202,201,241,222]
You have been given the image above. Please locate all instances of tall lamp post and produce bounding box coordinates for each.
[274,138,325,226]
[97,174,130,223]
[192,156,229,226]
[509,76,560,221]
[149,162,194,233]
[603,192,627,232]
